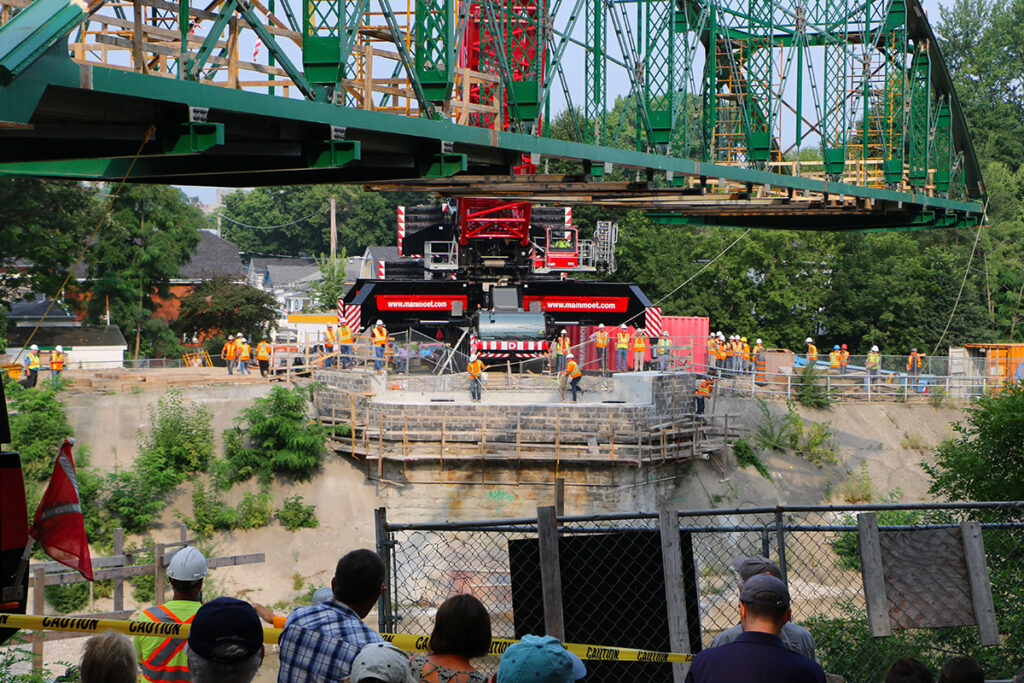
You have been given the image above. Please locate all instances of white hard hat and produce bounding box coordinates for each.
[756,339,762,345]
[55,345,63,352]
[566,352,574,359]
[561,329,567,335]
[599,323,605,328]
[620,324,626,328]
[805,337,813,343]
[30,344,38,351]
[717,333,725,339]
[166,546,207,581]
[717,331,723,337]
[663,331,669,336]
[470,354,478,362]
[236,333,243,338]
[871,345,879,352]
[237,336,245,342]
[376,319,384,326]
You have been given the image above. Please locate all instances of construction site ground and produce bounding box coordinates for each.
[11,366,968,679]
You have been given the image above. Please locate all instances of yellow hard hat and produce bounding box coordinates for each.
[740,337,747,342]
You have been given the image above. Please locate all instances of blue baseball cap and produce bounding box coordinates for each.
[497,635,574,683]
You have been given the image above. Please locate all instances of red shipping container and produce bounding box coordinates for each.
[657,316,710,373]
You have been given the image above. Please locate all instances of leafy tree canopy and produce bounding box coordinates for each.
[175,275,279,342]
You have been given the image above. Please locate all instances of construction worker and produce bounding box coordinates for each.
[555,329,571,372]
[467,353,485,402]
[236,336,251,375]
[134,546,207,683]
[50,345,65,382]
[715,332,728,375]
[740,337,751,374]
[839,344,850,375]
[616,324,630,370]
[829,345,842,373]
[695,375,714,415]
[221,335,237,375]
[592,323,609,374]
[256,338,272,378]
[907,348,925,391]
[632,328,647,371]
[658,332,672,371]
[338,320,354,369]
[805,337,818,367]
[371,320,389,371]
[724,335,735,376]
[752,338,765,363]
[563,352,583,402]
[865,345,881,389]
[21,344,40,388]
[706,334,718,374]
[324,323,338,368]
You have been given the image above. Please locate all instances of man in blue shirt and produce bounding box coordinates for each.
[277,549,387,682]
[685,574,825,683]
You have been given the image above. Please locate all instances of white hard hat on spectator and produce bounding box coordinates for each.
[805,337,813,343]
[871,345,879,352]
[376,319,384,326]
[30,344,38,351]
[561,329,567,335]
[756,339,762,345]
[55,345,63,352]
[599,323,605,328]
[166,546,208,581]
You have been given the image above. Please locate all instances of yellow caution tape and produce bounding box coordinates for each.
[0,613,693,663]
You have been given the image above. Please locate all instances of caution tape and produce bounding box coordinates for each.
[0,613,693,663]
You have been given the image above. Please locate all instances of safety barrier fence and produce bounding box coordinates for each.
[377,502,1024,683]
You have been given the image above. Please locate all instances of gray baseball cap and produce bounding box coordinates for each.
[731,555,783,582]
[739,573,790,609]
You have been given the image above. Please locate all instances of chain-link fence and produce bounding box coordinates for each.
[378,503,1024,683]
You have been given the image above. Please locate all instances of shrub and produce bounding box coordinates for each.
[793,363,831,409]
[104,470,166,534]
[928,386,947,408]
[829,490,921,570]
[221,385,327,485]
[44,582,89,614]
[277,495,319,531]
[236,491,274,530]
[136,391,214,488]
[752,398,796,453]
[733,438,771,480]
[183,481,238,539]
[796,419,838,466]
[5,381,74,489]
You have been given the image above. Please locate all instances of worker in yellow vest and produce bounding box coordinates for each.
[467,353,485,402]
[616,324,631,370]
[839,344,850,374]
[706,334,718,374]
[696,376,714,415]
[865,345,881,390]
[49,345,65,382]
[134,547,207,683]
[221,335,237,375]
[563,352,583,402]
[740,337,751,374]
[657,332,672,371]
[715,333,728,375]
[21,344,40,388]
[371,320,389,371]
[236,335,251,375]
[632,329,648,371]
[338,321,354,369]
[907,348,925,392]
[554,329,571,372]
[804,337,818,367]
[256,338,272,378]
[592,324,609,374]
[324,324,338,368]
[829,345,842,373]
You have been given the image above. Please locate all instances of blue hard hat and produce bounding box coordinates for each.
[833,345,840,350]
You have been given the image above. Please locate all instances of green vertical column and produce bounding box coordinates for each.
[415,0,454,103]
[744,0,774,166]
[821,0,847,178]
[506,0,543,127]
[907,47,929,187]
[584,0,605,144]
[880,0,906,185]
[303,0,341,88]
[644,0,674,148]
[701,5,717,162]
[932,100,951,192]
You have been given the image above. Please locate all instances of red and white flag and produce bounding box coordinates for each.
[28,440,93,581]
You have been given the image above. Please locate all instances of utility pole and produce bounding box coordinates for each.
[330,196,337,266]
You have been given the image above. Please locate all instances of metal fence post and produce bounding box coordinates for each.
[537,506,565,640]
[774,509,788,583]
[659,509,691,683]
[375,507,395,633]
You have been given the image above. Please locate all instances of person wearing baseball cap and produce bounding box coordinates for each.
[708,556,815,659]
[186,597,264,683]
[496,635,585,683]
[687,573,824,683]
[348,642,415,683]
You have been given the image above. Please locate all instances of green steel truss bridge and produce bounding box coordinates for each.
[0,0,985,229]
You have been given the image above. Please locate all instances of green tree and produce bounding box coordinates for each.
[308,251,347,311]
[84,185,204,358]
[174,275,279,342]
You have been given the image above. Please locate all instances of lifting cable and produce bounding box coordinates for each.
[930,200,988,358]
[9,125,158,368]
[218,205,329,230]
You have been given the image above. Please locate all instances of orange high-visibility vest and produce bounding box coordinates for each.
[50,352,64,371]
[239,343,251,361]
[557,336,570,354]
[840,350,849,366]
[632,335,647,353]
[566,359,582,378]
[256,341,272,361]
[596,330,609,348]
[222,341,237,360]
[829,350,841,368]
[807,344,818,362]
[753,343,764,357]
[468,359,484,378]
[715,341,727,361]
[325,327,337,349]
[372,326,389,346]
[137,603,199,683]
[741,343,751,361]
[907,352,924,370]
[696,379,713,396]
[617,331,631,349]
[339,325,353,344]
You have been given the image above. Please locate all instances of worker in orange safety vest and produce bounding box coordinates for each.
[338,321,354,369]
[256,338,272,378]
[829,345,842,373]
[616,324,631,370]
[563,352,584,401]
[236,336,251,375]
[49,345,65,382]
[696,376,714,415]
[804,337,818,367]
[593,324,609,374]
[907,348,925,391]
[324,324,338,368]
[371,320,389,372]
[221,335,237,375]
[554,329,571,372]
[468,353,485,402]
[632,329,648,371]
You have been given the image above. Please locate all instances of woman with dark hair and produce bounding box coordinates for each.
[409,594,492,683]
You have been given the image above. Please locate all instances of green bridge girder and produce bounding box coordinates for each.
[0,0,985,230]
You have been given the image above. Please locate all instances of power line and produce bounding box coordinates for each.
[219,205,329,230]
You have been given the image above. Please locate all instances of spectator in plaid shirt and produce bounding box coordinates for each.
[277,549,387,682]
